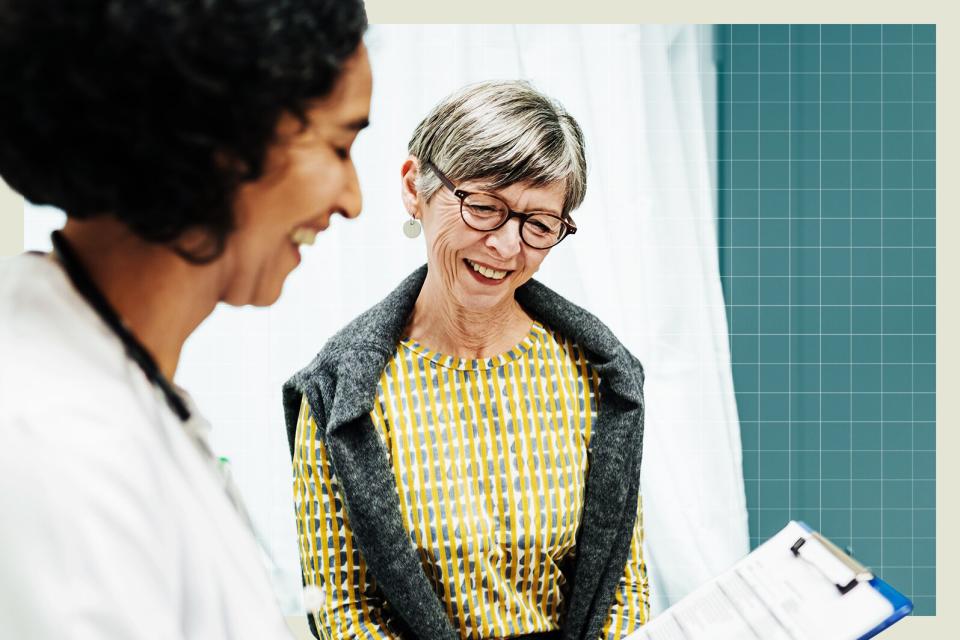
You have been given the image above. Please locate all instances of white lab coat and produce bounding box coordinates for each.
[0,254,292,640]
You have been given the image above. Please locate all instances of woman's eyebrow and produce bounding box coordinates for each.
[468,184,562,216]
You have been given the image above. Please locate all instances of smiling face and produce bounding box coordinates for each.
[217,43,372,307]
[404,159,566,313]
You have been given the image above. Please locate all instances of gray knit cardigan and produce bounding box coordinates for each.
[283,265,645,640]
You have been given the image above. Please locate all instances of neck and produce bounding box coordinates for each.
[59,218,222,380]
[406,268,532,359]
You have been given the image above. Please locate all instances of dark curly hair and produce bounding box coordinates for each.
[0,0,367,262]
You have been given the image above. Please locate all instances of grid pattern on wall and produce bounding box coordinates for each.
[717,24,936,615]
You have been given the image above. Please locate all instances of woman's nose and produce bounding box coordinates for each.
[485,217,523,257]
[336,160,363,220]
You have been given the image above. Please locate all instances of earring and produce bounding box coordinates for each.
[402,217,422,239]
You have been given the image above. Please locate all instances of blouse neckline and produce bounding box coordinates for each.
[399,322,544,371]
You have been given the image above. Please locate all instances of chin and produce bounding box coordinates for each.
[221,278,285,308]
[247,293,281,307]
[455,287,512,312]
[249,284,285,307]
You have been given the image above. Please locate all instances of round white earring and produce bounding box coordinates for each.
[402,217,422,239]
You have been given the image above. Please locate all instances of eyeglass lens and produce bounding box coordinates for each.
[461,193,565,249]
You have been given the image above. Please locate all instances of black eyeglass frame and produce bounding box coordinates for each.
[423,160,577,249]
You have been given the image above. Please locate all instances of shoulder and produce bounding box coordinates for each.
[518,278,617,346]
[283,267,427,444]
[0,254,173,502]
[519,277,644,380]
[0,254,141,422]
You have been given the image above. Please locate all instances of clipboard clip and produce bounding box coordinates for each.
[790,534,874,596]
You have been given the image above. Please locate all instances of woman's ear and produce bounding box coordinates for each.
[400,155,421,217]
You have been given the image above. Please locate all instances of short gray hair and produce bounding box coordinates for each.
[407,80,587,216]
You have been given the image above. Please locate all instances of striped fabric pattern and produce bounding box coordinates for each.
[293,322,649,639]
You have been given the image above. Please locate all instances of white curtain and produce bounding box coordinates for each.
[23,25,747,615]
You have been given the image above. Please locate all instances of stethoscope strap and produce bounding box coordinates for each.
[50,230,191,422]
[50,230,284,586]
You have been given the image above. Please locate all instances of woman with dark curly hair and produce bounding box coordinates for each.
[0,1,371,638]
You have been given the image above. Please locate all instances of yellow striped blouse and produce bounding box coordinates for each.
[293,321,649,639]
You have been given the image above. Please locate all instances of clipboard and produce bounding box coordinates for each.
[790,521,913,640]
[625,520,913,640]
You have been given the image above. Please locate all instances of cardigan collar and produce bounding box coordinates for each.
[310,264,642,436]
[285,264,645,640]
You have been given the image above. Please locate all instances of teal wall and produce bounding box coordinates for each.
[717,25,935,614]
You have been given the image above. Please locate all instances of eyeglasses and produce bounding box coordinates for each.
[424,161,577,250]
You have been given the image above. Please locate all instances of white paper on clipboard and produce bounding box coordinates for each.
[625,522,897,640]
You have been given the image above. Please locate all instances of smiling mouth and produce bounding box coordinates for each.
[289,227,318,247]
[464,258,512,281]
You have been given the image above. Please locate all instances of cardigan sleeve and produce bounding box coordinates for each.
[292,394,398,639]
[599,491,651,639]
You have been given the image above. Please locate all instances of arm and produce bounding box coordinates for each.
[600,491,651,639]
[292,394,397,639]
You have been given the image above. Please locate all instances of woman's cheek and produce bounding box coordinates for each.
[431,224,462,290]
[524,249,548,280]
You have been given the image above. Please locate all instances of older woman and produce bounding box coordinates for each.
[285,81,648,640]
[0,1,369,638]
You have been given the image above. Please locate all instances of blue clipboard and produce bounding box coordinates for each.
[793,521,913,639]
[858,577,914,639]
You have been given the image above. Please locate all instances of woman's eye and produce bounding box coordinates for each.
[529,221,551,233]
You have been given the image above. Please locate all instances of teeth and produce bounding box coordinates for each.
[467,259,507,280]
[290,227,317,246]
